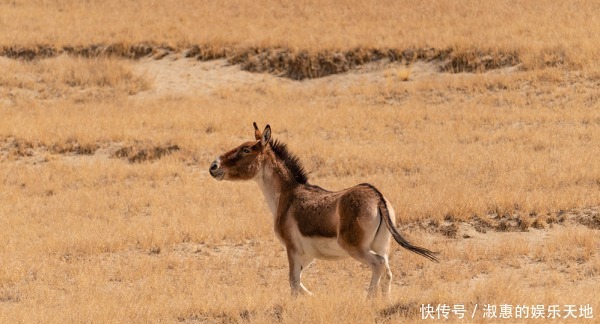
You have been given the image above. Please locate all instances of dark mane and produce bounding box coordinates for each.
[269,139,309,184]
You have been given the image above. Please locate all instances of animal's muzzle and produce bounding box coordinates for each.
[210,160,219,172]
[209,159,224,180]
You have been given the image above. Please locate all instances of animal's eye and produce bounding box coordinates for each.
[242,147,252,154]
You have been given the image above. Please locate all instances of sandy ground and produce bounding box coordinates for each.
[130,54,449,99]
[131,56,276,99]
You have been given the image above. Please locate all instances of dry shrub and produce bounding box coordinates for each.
[63,43,161,60]
[1,45,57,60]
[439,224,458,238]
[530,217,547,229]
[443,50,520,73]
[3,42,592,83]
[3,44,523,80]
[112,143,180,163]
[378,302,418,321]
[2,137,94,160]
[469,216,492,234]
[0,43,172,61]
[230,47,518,80]
[575,207,600,230]
[0,138,37,159]
[185,44,229,60]
[517,215,531,231]
[49,138,97,155]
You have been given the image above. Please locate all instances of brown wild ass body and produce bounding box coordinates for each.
[209,123,438,297]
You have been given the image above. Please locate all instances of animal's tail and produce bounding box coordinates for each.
[378,199,439,262]
[358,185,438,263]
[359,183,439,262]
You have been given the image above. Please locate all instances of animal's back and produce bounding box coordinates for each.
[290,183,381,239]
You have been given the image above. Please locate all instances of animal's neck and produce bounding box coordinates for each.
[254,157,296,217]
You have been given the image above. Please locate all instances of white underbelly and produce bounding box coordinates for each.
[298,236,350,260]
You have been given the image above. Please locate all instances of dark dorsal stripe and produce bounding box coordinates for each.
[269,139,309,185]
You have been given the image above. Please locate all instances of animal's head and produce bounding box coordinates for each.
[209,122,271,181]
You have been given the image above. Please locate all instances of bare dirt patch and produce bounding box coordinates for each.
[130,57,271,99]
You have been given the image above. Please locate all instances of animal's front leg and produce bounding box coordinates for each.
[286,247,314,297]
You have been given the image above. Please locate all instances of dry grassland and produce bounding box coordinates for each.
[1,1,600,322]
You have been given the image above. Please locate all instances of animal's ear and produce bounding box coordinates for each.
[261,124,271,147]
[253,122,262,140]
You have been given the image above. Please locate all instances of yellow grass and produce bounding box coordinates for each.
[1,1,600,322]
[2,1,600,69]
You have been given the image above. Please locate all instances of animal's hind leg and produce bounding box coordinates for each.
[364,252,386,298]
[371,199,394,297]
[338,190,387,297]
[371,221,393,297]
[343,246,386,298]
[380,256,392,297]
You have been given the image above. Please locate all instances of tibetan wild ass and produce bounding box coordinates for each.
[209,123,438,297]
